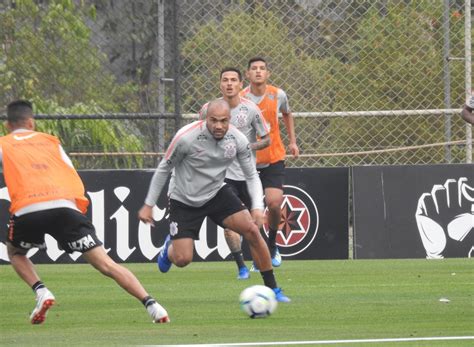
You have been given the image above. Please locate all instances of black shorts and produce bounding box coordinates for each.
[224,178,251,209]
[258,160,285,190]
[7,208,102,253]
[169,185,246,240]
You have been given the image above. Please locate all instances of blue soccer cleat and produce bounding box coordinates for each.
[271,247,282,267]
[273,287,291,303]
[157,235,172,273]
[237,266,250,280]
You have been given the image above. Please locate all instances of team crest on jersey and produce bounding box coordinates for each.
[262,185,319,256]
[223,143,237,158]
[197,134,208,142]
[235,112,248,128]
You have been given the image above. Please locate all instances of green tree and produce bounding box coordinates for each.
[180,1,469,166]
[180,4,346,168]
[323,0,468,165]
[0,0,138,110]
[181,5,340,113]
[0,0,144,168]
[34,100,143,169]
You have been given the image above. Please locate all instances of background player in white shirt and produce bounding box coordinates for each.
[199,67,270,280]
[461,92,474,125]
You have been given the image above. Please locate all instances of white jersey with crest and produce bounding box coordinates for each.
[199,97,269,180]
[145,120,264,209]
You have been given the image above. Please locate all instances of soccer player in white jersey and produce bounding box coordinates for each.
[461,92,474,125]
[199,67,270,280]
[139,99,290,302]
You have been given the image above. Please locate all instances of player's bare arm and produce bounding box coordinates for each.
[139,125,186,225]
[138,204,155,226]
[282,111,299,157]
[249,134,270,151]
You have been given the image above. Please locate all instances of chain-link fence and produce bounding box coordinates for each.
[0,0,472,169]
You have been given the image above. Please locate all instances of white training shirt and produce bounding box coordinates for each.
[145,120,264,210]
[199,97,269,181]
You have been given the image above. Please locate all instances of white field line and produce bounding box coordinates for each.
[146,335,474,347]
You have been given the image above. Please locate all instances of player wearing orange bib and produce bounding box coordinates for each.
[1,100,169,325]
[241,57,300,269]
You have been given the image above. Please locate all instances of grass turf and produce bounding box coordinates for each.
[0,259,472,346]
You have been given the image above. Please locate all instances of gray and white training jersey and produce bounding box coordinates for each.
[199,97,269,181]
[145,120,264,209]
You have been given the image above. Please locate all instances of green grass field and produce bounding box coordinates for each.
[0,259,473,346]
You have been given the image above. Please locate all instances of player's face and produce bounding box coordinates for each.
[246,61,270,85]
[207,108,230,140]
[220,71,242,99]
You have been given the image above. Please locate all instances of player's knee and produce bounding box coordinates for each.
[267,199,282,212]
[172,253,192,267]
[242,224,261,244]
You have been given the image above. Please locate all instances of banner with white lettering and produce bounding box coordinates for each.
[0,168,349,263]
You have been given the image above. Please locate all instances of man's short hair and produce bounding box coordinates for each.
[7,100,34,124]
[220,67,242,81]
[247,56,267,69]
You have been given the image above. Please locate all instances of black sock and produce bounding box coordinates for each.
[267,228,277,249]
[32,281,45,293]
[267,228,278,255]
[142,295,156,308]
[260,269,277,289]
[231,251,246,269]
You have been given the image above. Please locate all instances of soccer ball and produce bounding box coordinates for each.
[239,285,277,318]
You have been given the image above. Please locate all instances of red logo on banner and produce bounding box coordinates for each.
[262,185,319,256]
